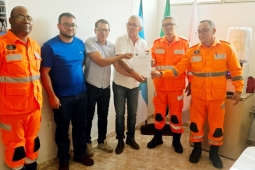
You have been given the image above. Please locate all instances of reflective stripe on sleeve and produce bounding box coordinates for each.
[171,68,178,77]
[232,76,243,81]
[0,123,11,131]
[155,65,173,70]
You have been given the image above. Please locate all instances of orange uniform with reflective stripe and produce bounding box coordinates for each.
[0,30,42,168]
[151,36,189,91]
[0,30,42,114]
[162,39,243,100]
[161,38,244,145]
[151,36,189,133]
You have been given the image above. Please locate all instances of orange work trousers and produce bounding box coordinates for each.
[153,89,184,133]
[189,98,225,146]
[0,110,41,169]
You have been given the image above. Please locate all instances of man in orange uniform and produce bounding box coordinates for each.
[147,16,189,154]
[0,6,42,170]
[151,20,243,169]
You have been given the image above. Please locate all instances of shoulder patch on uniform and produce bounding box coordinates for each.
[179,36,188,41]
[190,43,199,49]
[0,34,7,39]
[153,37,163,43]
[219,40,231,44]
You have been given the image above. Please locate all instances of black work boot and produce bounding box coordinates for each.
[147,129,163,148]
[24,162,37,170]
[209,145,223,169]
[115,139,125,154]
[189,142,202,163]
[172,133,183,153]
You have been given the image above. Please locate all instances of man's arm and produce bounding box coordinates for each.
[88,51,133,67]
[232,91,241,105]
[118,59,145,82]
[40,67,61,109]
[113,60,132,77]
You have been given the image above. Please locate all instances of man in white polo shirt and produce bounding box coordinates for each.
[113,15,148,154]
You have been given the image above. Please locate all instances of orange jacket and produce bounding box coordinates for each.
[151,36,189,91]
[0,30,42,115]
[162,38,244,101]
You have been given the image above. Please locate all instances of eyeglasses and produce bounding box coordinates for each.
[12,15,33,22]
[126,22,140,28]
[60,23,77,29]
[196,28,210,35]
[96,28,110,33]
[162,23,175,28]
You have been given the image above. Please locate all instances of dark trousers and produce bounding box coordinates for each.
[112,82,139,140]
[53,90,87,163]
[85,82,110,144]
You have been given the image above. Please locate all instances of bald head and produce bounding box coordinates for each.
[10,6,28,17]
[9,6,33,41]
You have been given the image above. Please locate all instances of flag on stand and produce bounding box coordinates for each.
[188,0,198,46]
[159,0,171,115]
[183,0,198,112]
[160,0,171,37]
[136,0,148,126]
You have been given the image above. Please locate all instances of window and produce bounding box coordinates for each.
[170,0,222,5]
[224,0,255,2]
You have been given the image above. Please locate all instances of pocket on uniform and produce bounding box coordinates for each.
[191,56,203,71]
[213,54,226,70]
[5,84,29,111]
[5,54,27,74]
[172,74,185,88]
[154,54,165,70]
[213,60,226,70]
[191,80,204,98]
[212,80,226,99]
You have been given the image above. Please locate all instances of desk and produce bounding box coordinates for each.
[230,146,255,170]
[201,93,255,160]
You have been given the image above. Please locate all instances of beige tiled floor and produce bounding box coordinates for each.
[42,126,234,170]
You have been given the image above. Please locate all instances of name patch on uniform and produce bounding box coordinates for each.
[214,54,226,60]
[34,52,41,59]
[174,49,184,55]
[6,54,22,62]
[6,45,16,50]
[154,49,165,54]
[191,56,202,62]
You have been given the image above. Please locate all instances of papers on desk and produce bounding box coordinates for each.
[133,52,151,78]
[230,147,255,170]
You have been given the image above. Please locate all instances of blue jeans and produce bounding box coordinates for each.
[112,82,139,140]
[53,90,87,163]
[85,82,110,144]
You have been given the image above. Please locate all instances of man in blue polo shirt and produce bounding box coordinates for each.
[41,12,93,170]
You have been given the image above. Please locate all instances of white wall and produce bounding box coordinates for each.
[0,0,158,169]
[1,0,255,169]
